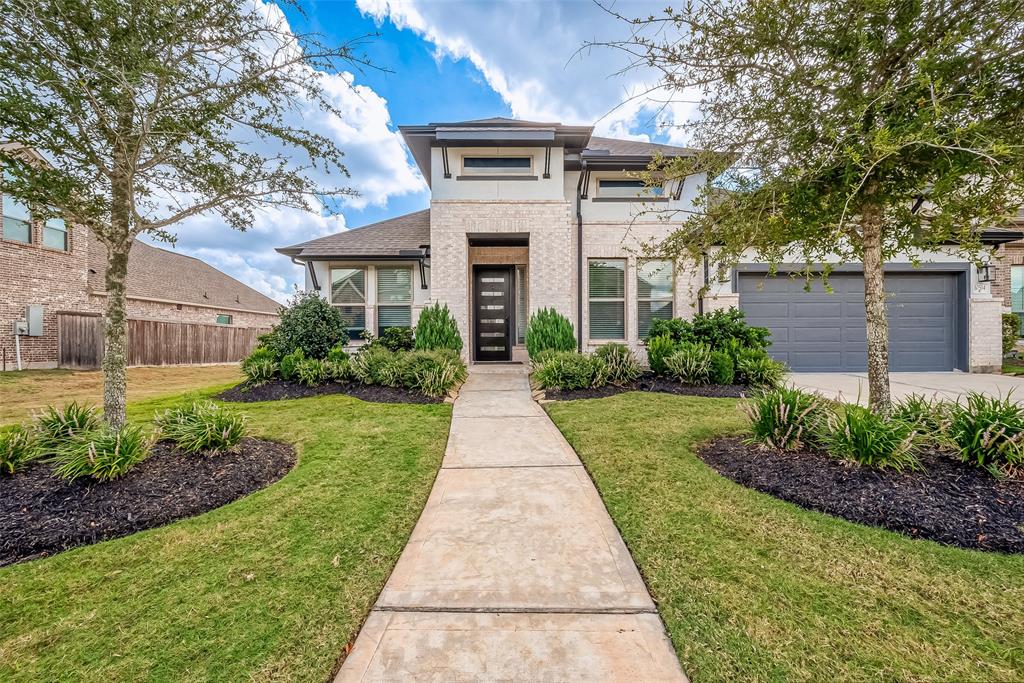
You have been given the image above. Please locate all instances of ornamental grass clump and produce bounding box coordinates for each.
[0,425,41,475]
[744,387,827,451]
[947,392,1024,476]
[664,343,713,385]
[294,358,329,387]
[595,343,642,386]
[34,401,102,450]
[820,405,922,471]
[403,349,468,397]
[525,308,576,358]
[242,346,278,385]
[155,401,247,455]
[50,424,152,482]
[892,393,952,447]
[735,349,786,388]
[533,351,609,390]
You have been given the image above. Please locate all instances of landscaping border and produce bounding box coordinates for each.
[539,374,747,401]
[218,380,446,404]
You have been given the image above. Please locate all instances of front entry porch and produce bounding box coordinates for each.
[468,237,528,364]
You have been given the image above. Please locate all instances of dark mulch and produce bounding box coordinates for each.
[698,437,1024,554]
[217,379,443,404]
[0,437,296,566]
[543,373,747,401]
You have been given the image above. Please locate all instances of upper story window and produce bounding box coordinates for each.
[376,266,413,335]
[462,156,533,176]
[2,171,32,243]
[596,178,664,199]
[330,267,367,339]
[43,215,68,250]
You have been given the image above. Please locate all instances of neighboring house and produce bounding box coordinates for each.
[1,195,280,369]
[278,116,1018,372]
[989,210,1024,335]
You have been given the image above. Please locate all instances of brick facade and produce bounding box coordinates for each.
[991,239,1024,307]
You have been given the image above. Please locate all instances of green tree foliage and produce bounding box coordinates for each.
[264,292,347,360]
[0,0,367,426]
[601,0,1024,413]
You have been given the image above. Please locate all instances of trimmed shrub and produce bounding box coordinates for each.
[378,326,415,352]
[735,348,786,388]
[645,334,677,375]
[947,392,1024,475]
[155,401,247,455]
[351,346,402,386]
[525,308,576,358]
[744,387,827,451]
[647,317,689,342]
[664,343,713,385]
[533,351,609,390]
[325,358,354,382]
[1,425,41,475]
[262,290,346,359]
[326,343,349,363]
[34,401,102,450]
[709,350,736,385]
[50,424,152,482]
[820,405,922,471]
[279,348,305,381]
[649,308,770,351]
[1002,313,1019,355]
[595,343,642,386]
[402,349,468,397]
[414,303,463,352]
[294,358,329,387]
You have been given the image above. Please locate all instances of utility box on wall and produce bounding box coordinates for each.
[26,304,44,336]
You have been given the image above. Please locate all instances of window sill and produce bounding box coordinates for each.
[455,175,539,181]
[591,197,669,203]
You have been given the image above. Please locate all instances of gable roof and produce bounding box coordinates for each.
[276,209,431,259]
[584,136,698,158]
[429,116,563,128]
[87,235,280,314]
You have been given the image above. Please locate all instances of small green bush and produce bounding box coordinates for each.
[645,334,677,375]
[34,401,102,450]
[947,392,1024,475]
[709,350,736,385]
[378,326,415,352]
[649,308,770,351]
[892,394,951,446]
[414,303,463,352]
[594,343,642,386]
[735,349,786,388]
[156,401,246,455]
[525,308,576,358]
[325,358,354,382]
[744,387,827,451]
[664,343,713,385]
[243,358,278,385]
[402,349,468,397]
[1,425,41,474]
[533,351,609,390]
[262,290,346,359]
[820,406,921,471]
[1002,313,1019,355]
[351,346,402,386]
[294,358,329,387]
[50,424,151,482]
[326,343,349,363]
[279,348,306,381]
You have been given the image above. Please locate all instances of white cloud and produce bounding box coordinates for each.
[355,0,699,140]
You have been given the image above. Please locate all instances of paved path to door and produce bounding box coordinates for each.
[337,365,686,682]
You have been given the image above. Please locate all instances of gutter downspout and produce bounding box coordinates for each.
[699,252,709,315]
[575,160,587,352]
[292,257,319,291]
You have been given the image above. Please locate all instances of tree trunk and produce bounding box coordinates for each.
[861,188,892,415]
[102,243,130,428]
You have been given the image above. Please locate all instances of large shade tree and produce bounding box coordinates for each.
[0,0,365,426]
[601,0,1024,412]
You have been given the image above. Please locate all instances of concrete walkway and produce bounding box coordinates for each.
[337,365,686,682]
[790,371,1024,404]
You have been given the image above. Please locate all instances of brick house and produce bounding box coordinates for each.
[278,116,1019,372]
[988,212,1024,336]
[1,187,280,369]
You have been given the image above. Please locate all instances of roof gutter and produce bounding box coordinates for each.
[575,159,587,352]
[291,256,319,291]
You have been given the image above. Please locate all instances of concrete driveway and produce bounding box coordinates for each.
[789,372,1024,404]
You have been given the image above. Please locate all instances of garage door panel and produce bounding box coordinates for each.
[740,272,960,372]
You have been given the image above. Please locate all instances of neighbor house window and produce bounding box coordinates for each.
[462,156,532,176]
[1012,266,1024,336]
[589,259,626,339]
[43,215,68,250]
[597,178,664,199]
[637,260,674,339]
[376,266,412,335]
[216,314,233,325]
[330,267,367,339]
[2,171,31,243]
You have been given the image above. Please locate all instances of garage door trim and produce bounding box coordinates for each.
[735,262,969,371]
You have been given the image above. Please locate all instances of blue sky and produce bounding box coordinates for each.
[154,0,692,302]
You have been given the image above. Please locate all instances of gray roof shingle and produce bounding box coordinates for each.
[584,136,698,157]
[277,209,430,258]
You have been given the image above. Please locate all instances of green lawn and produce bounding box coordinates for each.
[1002,362,1024,376]
[0,389,451,682]
[546,393,1024,682]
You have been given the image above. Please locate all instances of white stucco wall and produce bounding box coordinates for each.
[430,146,566,202]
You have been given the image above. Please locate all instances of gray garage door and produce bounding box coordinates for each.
[738,272,961,371]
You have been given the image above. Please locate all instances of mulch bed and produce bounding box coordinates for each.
[0,437,296,566]
[698,437,1024,554]
[542,373,747,401]
[217,380,443,404]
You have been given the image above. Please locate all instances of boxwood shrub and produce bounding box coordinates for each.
[261,290,346,359]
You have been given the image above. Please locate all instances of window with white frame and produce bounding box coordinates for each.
[2,170,31,243]
[461,156,532,176]
[330,267,367,339]
[376,266,412,335]
[43,214,68,250]
[597,178,664,199]
[637,260,674,339]
[589,259,626,339]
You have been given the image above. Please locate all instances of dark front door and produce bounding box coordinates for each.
[474,266,513,361]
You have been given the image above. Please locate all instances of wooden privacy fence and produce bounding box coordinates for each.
[58,313,270,369]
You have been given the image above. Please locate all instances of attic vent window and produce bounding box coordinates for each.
[461,156,532,177]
